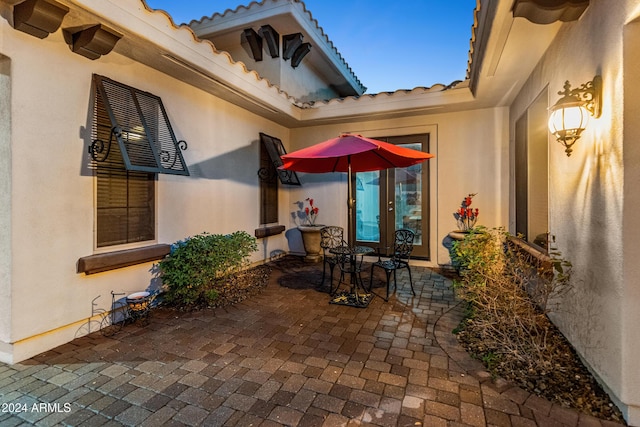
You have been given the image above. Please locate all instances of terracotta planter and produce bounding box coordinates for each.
[298,225,324,262]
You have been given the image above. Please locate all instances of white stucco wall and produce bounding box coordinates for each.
[209,40,340,102]
[0,54,11,350]
[0,19,290,363]
[622,12,640,426]
[280,60,339,103]
[509,1,640,422]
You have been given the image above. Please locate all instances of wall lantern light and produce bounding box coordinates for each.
[548,75,602,156]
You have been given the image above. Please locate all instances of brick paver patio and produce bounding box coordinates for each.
[0,256,625,426]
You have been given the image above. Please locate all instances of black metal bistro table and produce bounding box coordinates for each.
[329,245,374,308]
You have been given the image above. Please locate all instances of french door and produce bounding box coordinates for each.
[352,134,430,259]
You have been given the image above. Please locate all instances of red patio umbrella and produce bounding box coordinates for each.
[280,133,434,244]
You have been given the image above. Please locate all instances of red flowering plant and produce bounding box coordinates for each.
[453,193,479,231]
[304,198,320,225]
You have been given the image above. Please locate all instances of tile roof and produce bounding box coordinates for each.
[302,81,467,108]
[186,0,366,95]
[140,0,474,113]
[467,0,481,81]
[140,0,304,107]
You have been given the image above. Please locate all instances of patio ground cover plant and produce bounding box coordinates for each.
[157,231,269,310]
[451,227,625,423]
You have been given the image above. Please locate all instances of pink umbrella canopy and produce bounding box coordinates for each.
[280,134,434,244]
[280,134,433,172]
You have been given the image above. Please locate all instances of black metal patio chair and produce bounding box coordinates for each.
[369,229,416,301]
[320,226,345,293]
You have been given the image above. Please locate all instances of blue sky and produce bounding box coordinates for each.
[144,0,476,94]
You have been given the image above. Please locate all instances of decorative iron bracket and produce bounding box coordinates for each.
[90,126,187,165]
[257,166,277,182]
[89,126,119,162]
[161,140,188,170]
[555,76,602,119]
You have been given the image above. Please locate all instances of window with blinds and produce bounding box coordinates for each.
[96,168,155,247]
[91,75,189,247]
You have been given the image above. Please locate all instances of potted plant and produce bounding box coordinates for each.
[297,198,324,262]
[443,193,480,271]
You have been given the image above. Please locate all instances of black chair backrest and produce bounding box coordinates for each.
[320,226,344,253]
[392,229,415,260]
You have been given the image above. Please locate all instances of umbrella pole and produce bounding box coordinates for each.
[347,157,354,245]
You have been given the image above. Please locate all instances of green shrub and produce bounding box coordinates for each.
[158,231,258,308]
[450,226,503,303]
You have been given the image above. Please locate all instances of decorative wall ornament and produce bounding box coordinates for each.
[259,24,279,58]
[283,33,303,60]
[63,24,122,60]
[11,0,69,39]
[512,0,590,24]
[291,42,311,68]
[240,26,311,68]
[283,33,311,68]
[242,28,263,61]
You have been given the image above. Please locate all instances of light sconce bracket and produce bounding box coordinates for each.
[559,75,602,119]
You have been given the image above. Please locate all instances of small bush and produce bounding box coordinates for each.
[452,227,573,374]
[452,229,627,422]
[158,231,258,308]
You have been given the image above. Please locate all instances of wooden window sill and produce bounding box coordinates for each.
[254,225,286,239]
[506,236,553,271]
[77,244,170,275]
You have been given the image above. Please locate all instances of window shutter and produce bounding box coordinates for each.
[92,74,189,176]
[259,133,300,185]
[259,140,278,225]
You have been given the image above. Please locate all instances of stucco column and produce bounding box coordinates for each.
[0,55,12,361]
